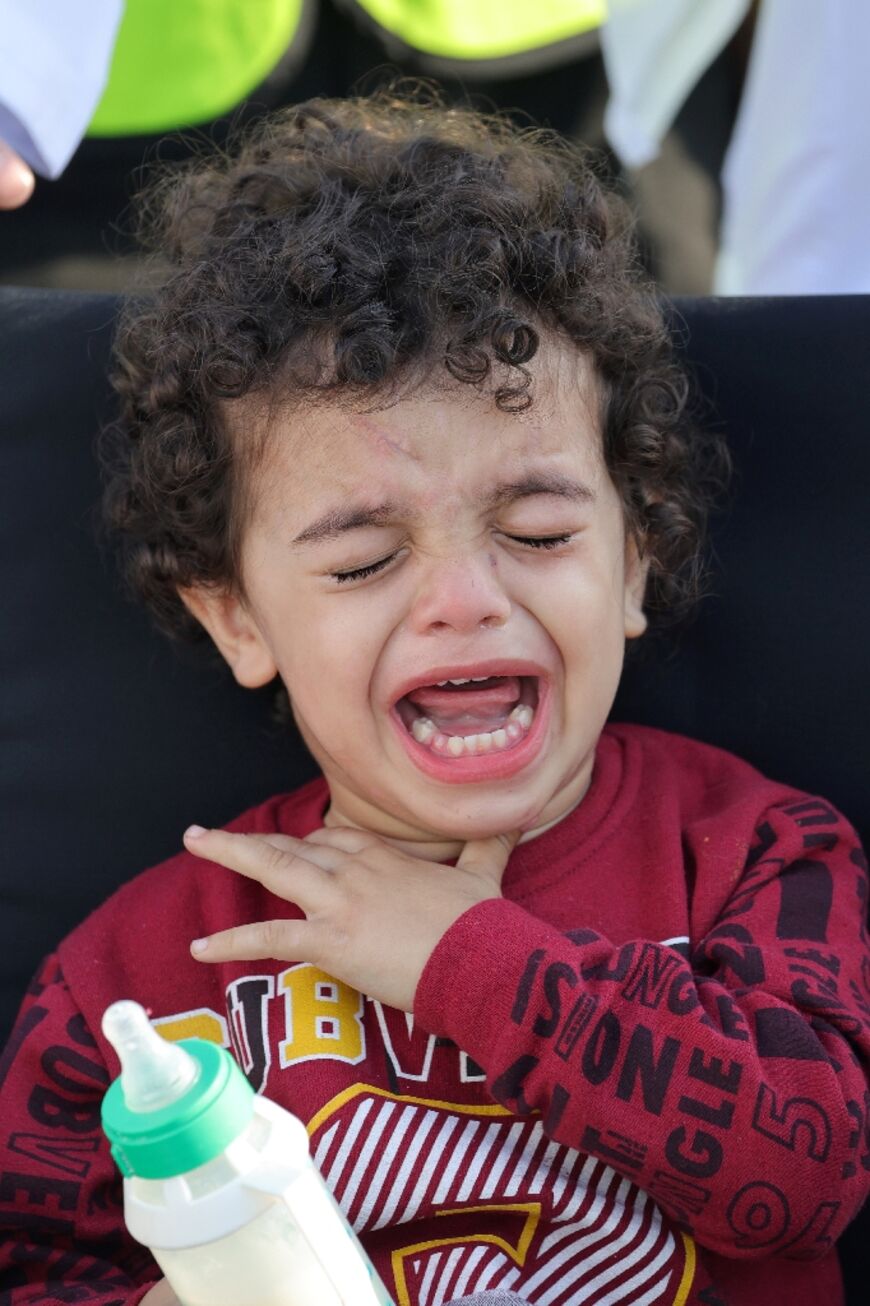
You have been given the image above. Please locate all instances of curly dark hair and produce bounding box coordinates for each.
[102,86,728,644]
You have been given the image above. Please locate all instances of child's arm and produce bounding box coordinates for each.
[182,800,870,1262]
[0,955,162,1304]
[414,798,870,1261]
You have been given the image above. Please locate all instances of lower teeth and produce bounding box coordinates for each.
[410,704,534,757]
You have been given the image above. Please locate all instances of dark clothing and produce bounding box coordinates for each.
[1,724,868,1304]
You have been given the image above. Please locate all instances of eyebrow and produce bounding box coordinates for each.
[291,471,596,547]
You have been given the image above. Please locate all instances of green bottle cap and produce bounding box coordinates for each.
[101,1002,254,1179]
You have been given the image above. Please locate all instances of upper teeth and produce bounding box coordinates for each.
[436,677,490,686]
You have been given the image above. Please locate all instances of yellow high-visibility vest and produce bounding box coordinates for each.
[87,0,606,138]
[348,0,606,72]
[87,0,305,136]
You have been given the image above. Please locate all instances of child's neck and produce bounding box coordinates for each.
[322,791,585,863]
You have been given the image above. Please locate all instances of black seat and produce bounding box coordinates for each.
[1,287,868,1300]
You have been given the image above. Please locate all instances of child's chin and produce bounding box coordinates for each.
[422,794,549,842]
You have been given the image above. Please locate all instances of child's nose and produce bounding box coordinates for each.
[408,551,511,635]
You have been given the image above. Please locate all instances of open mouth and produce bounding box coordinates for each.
[394,675,540,759]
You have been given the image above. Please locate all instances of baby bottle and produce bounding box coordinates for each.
[100,1000,394,1306]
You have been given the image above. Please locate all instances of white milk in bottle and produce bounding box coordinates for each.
[101,1000,394,1306]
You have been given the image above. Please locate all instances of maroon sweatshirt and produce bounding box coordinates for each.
[0,724,868,1306]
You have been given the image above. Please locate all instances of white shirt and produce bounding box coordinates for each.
[602,0,870,294]
[0,0,124,178]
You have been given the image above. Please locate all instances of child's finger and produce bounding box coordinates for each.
[455,830,521,883]
[190,918,308,964]
[182,827,330,904]
[256,832,344,871]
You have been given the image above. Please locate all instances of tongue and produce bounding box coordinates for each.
[405,676,521,722]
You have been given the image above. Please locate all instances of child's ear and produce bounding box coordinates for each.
[178,586,278,688]
[623,534,650,640]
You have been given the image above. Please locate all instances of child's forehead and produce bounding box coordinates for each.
[253,343,604,514]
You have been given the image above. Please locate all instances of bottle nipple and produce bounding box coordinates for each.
[102,1000,199,1113]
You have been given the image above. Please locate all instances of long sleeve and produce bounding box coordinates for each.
[0,0,124,177]
[415,794,870,1261]
[0,954,159,1304]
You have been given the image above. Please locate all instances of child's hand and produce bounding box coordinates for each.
[183,824,520,1013]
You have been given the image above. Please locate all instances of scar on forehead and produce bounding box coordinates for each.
[354,414,418,460]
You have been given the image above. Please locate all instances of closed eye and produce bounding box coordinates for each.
[332,556,396,584]
[331,534,574,584]
[512,533,574,551]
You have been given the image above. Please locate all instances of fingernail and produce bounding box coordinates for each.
[184,824,207,840]
[190,938,209,954]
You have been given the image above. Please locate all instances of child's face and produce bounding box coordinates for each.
[189,343,647,851]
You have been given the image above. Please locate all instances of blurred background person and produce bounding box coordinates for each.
[603,0,870,293]
[11,1,863,298]
[0,0,318,285]
[0,0,607,289]
[0,0,122,211]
